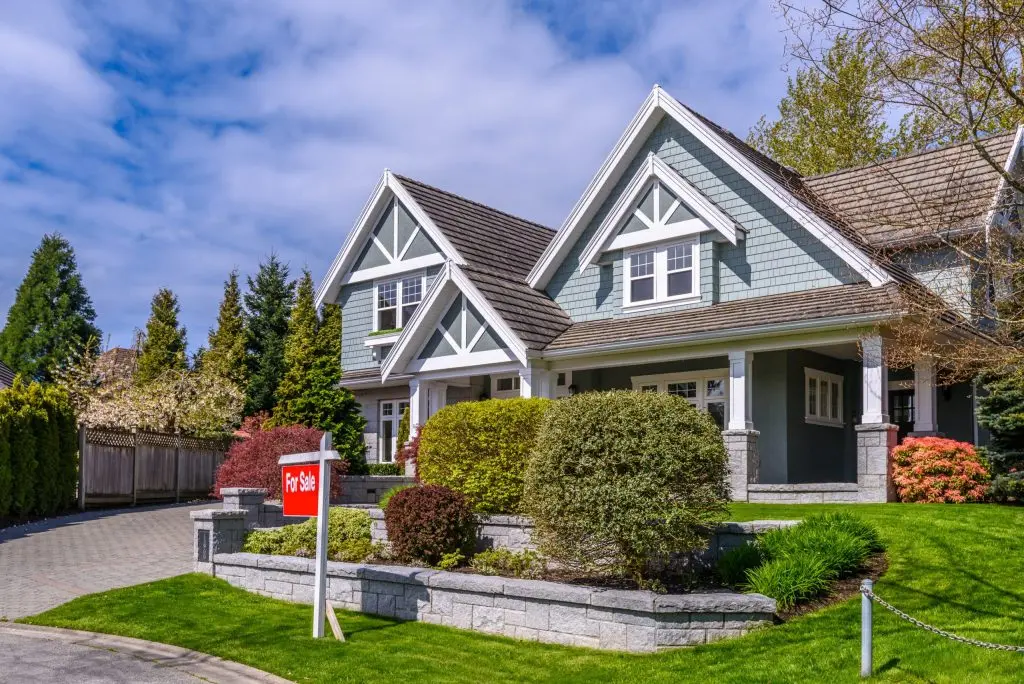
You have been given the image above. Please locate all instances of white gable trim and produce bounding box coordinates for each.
[528,85,892,289]
[578,153,741,271]
[985,124,1024,233]
[381,262,528,380]
[315,171,465,308]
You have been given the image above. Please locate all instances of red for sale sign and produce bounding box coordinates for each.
[281,464,320,517]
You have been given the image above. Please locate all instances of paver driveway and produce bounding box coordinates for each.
[0,502,216,619]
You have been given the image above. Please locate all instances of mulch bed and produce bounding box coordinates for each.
[777,552,889,620]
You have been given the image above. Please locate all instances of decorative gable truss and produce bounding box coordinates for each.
[577,153,742,271]
[315,170,465,308]
[382,262,527,380]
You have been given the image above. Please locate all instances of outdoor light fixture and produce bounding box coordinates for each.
[568,384,579,396]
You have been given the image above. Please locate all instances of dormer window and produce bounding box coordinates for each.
[623,239,697,307]
[375,273,424,331]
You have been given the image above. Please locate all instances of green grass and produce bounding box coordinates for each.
[21,503,1024,683]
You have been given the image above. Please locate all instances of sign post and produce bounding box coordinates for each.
[279,432,340,639]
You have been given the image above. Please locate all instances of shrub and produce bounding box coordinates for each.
[384,484,474,565]
[745,556,834,610]
[798,511,884,553]
[378,483,415,510]
[397,433,420,470]
[990,472,1024,502]
[524,390,730,582]
[417,398,551,514]
[242,507,372,561]
[214,419,346,499]
[470,548,546,579]
[891,437,990,503]
[717,543,764,587]
[367,462,402,476]
[397,406,410,448]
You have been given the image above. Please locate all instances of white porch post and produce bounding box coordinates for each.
[429,382,448,416]
[913,358,937,435]
[861,335,889,424]
[727,350,754,430]
[409,379,429,437]
[520,364,554,399]
[724,350,758,502]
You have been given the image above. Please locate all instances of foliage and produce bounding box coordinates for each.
[214,418,345,498]
[436,551,466,570]
[397,432,420,469]
[242,507,372,562]
[0,233,100,382]
[0,378,78,517]
[203,270,248,389]
[524,391,730,582]
[749,34,925,176]
[135,288,188,384]
[378,483,414,510]
[367,463,402,476]
[417,398,551,514]
[744,556,835,611]
[989,473,1024,502]
[716,543,764,587]
[244,254,295,416]
[383,484,474,565]
[397,406,410,448]
[270,277,367,473]
[469,548,546,579]
[977,372,1024,479]
[891,437,989,503]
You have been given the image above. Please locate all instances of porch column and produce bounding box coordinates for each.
[407,379,430,477]
[724,350,759,502]
[912,358,937,435]
[519,365,555,398]
[858,335,897,502]
[429,382,448,416]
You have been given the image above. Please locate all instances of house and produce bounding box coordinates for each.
[316,85,1024,503]
[0,359,14,389]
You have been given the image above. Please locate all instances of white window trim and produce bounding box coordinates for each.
[373,271,426,333]
[378,399,410,463]
[492,374,521,399]
[630,370,728,425]
[805,368,844,427]
[554,370,572,399]
[623,239,699,309]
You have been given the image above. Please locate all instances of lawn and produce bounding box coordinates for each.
[21,503,1024,683]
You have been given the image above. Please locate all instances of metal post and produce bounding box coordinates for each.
[861,579,873,678]
[313,431,332,639]
[77,424,87,511]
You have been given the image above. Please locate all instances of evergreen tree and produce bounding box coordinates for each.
[748,34,928,176]
[0,234,101,381]
[272,270,319,422]
[204,270,247,388]
[243,254,294,415]
[135,288,187,384]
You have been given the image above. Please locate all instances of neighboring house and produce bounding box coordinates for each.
[316,85,1024,503]
[94,347,138,385]
[0,359,14,389]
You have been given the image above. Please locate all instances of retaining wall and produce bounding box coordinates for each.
[205,552,775,652]
[337,476,416,505]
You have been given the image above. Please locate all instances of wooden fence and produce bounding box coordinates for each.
[78,427,228,509]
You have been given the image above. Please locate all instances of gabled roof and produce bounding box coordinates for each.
[805,129,1023,247]
[0,360,14,388]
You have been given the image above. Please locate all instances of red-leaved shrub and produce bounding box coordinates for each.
[214,417,346,499]
[891,436,989,503]
[384,484,474,564]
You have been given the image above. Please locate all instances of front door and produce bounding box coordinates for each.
[889,389,915,442]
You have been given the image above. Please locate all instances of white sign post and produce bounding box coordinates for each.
[278,431,340,639]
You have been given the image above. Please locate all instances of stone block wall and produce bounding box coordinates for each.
[746,483,860,504]
[856,424,898,502]
[723,430,759,501]
[338,476,416,505]
[206,552,776,652]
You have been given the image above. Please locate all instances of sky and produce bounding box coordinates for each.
[0,0,795,353]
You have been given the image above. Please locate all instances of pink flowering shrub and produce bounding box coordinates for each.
[891,437,989,503]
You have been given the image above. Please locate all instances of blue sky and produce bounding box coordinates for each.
[0,0,793,353]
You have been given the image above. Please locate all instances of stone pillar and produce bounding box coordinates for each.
[727,350,754,431]
[220,487,268,530]
[190,509,248,574]
[912,358,937,435]
[723,430,760,502]
[856,423,898,502]
[861,335,889,424]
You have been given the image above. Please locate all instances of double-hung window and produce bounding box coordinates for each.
[632,371,728,429]
[375,274,424,331]
[805,368,843,427]
[624,240,697,307]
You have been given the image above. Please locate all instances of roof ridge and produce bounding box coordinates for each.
[393,174,556,235]
[807,130,1018,181]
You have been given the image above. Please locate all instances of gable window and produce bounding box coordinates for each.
[375,274,424,331]
[623,240,698,307]
[632,371,727,429]
[805,368,843,427]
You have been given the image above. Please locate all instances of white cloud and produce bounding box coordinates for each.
[0,0,790,351]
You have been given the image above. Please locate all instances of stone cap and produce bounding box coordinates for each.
[220,487,269,496]
[715,520,801,534]
[191,509,247,521]
[855,423,898,432]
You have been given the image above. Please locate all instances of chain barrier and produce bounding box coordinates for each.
[861,585,1024,653]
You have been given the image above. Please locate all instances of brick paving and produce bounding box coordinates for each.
[0,503,215,619]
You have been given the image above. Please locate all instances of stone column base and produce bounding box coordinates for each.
[722,430,760,502]
[190,509,247,574]
[855,423,898,502]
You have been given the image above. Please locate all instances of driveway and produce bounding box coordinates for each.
[0,502,216,619]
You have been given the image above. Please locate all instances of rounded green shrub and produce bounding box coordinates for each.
[524,390,730,582]
[717,542,764,587]
[242,507,372,562]
[384,484,474,565]
[378,483,415,510]
[417,397,552,514]
[744,555,834,610]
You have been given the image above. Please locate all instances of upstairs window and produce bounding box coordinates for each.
[375,274,424,331]
[624,240,698,307]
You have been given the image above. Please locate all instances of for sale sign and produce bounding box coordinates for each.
[281,464,320,517]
